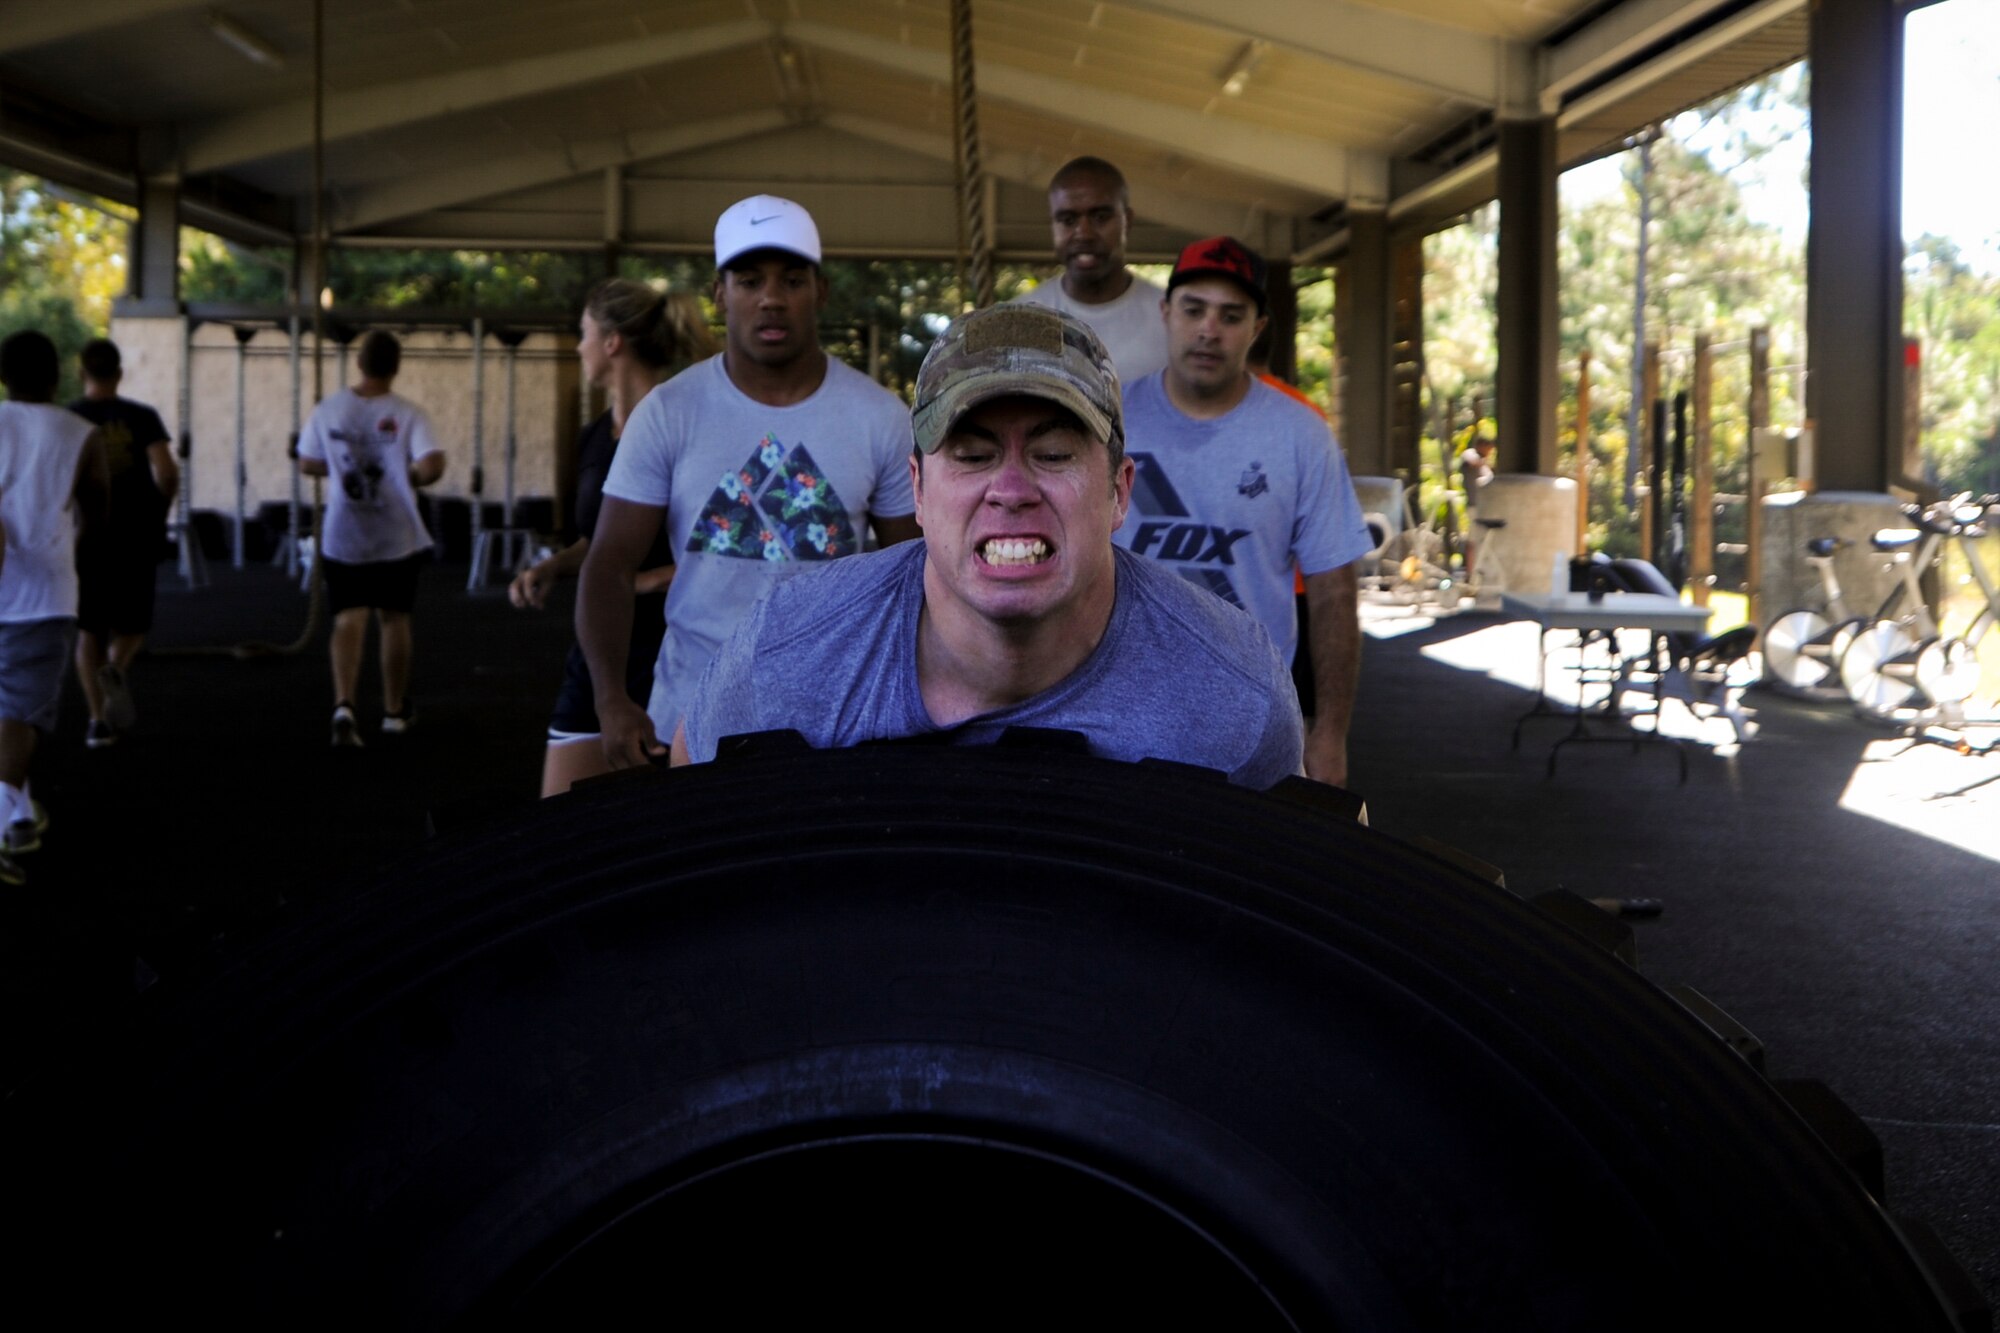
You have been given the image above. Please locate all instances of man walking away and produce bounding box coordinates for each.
[297,331,445,746]
[0,331,109,878]
[67,338,178,748]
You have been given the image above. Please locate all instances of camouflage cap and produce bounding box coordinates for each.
[911,306,1122,455]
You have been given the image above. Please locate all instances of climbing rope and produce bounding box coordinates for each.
[949,0,993,309]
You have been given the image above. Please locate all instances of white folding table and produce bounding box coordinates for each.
[1502,591,1715,780]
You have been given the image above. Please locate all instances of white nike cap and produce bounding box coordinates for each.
[714,194,823,269]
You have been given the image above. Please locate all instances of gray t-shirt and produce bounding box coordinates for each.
[682,542,1304,788]
[297,387,441,564]
[1116,373,1374,664]
[1013,273,1169,385]
[603,353,917,736]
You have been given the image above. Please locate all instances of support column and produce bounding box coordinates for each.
[110,175,190,560]
[1747,326,1770,625]
[1807,0,1905,492]
[1389,235,1425,480]
[1496,117,1560,476]
[1263,260,1298,386]
[1336,208,1394,477]
[1691,333,1715,604]
[117,175,182,317]
[291,237,329,310]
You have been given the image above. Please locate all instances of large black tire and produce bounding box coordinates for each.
[6,742,1962,1328]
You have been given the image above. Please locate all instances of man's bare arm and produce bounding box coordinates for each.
[1301,562,1361,788]
[146,441,180,505]
[511,536,588,609]
[578,495,671,769]
[409,451,446,488]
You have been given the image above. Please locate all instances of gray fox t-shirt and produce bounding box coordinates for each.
[1116,373,1373,664]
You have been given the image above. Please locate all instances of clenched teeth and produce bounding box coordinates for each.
[981,537,1050,565]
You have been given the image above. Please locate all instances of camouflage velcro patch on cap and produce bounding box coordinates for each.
[963,306,1065,358]
[912,305,1121,453]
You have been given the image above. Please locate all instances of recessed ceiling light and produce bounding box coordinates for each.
[1218,40,1267,98]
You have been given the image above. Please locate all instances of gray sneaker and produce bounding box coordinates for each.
[98,664,137,730]
[381,702,416,735]
[331,702,365,748]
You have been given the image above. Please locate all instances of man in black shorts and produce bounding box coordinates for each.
[297,332,446,746]
[67,339,179,748]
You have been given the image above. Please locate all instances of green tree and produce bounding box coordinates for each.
[1,168,128,400]
[328,248,601,309]
[1547,68,1808,560]
[182,240,982,397]
[182,237,624,311]
[180,230,287,303]
[1415,204,1499,524]
[0,289,96,403]
[1404,67,1811,564]
[1904,234,2000,494]
[1292,268,1335,412]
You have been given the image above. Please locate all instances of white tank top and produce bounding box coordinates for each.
[0,401,92,622]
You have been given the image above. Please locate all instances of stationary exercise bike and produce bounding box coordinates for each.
[1837,494,1999,722]
[1762,536,1864,698]
[1382,471,1460,609]
[1465,514,1508,603]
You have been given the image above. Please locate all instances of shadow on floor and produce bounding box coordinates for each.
[1347,603,1999,1306]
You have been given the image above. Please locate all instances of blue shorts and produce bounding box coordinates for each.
[0,617,78,733]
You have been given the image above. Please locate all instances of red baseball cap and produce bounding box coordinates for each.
[1167,236,1269,313]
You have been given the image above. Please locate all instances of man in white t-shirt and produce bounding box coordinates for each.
[1012,156,1169,385]
[578,194,922,770]
[0,330,108,882]
[297,331,445,746]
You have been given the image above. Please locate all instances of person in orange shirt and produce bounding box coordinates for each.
[1247,328,1323,701]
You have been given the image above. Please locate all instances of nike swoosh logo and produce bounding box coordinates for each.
[750,215,781,225]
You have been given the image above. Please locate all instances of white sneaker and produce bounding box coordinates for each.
[4,799,46,855]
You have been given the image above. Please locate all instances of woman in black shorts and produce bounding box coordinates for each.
[509,281,715,795]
